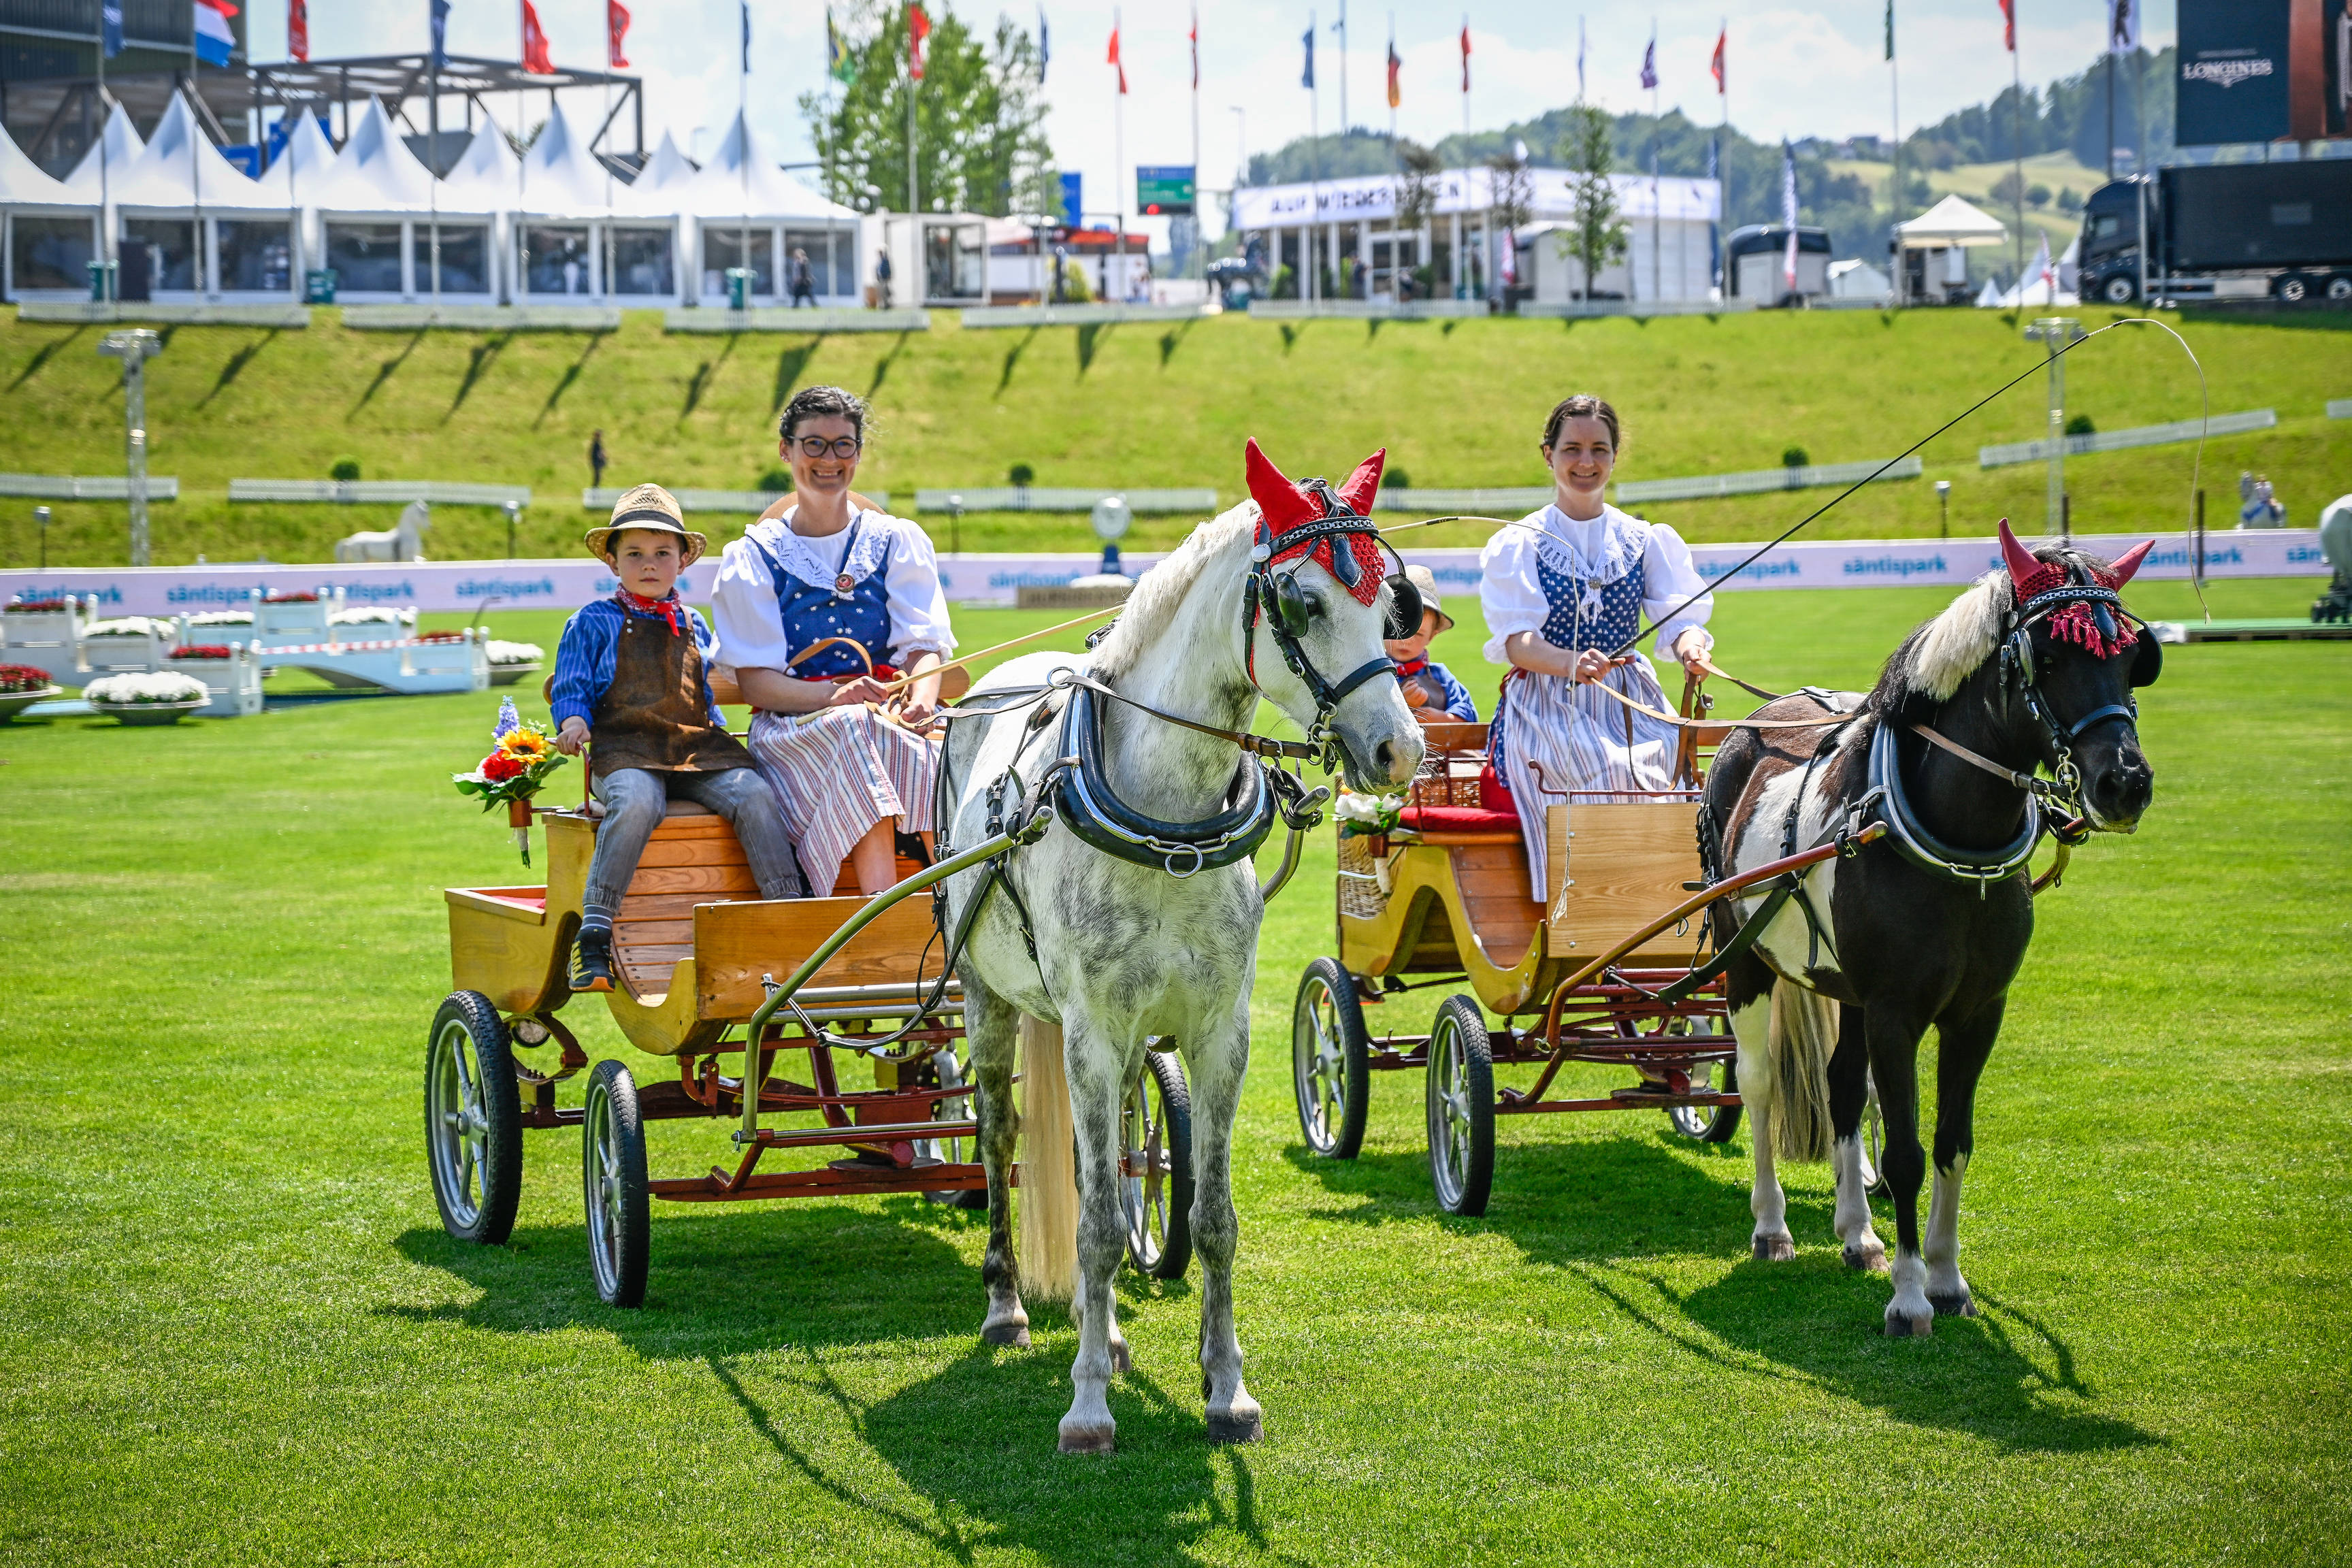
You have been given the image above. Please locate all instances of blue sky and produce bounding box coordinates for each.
[248,1,2176,227]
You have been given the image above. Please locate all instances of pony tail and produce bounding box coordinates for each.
[1017,1015,1080,1301]
[1764,983,1838,1164]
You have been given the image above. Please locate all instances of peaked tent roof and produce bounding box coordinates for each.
[310,97,445,212]
[0,122,78,206]
[272,108,340,194]
[1897,193,2009,248]
[110,90,289,209]
[678,111,857,221]
[60,103,148,202]
[632,130,696,193]
[512,100,612,215]
[437,117,524,208]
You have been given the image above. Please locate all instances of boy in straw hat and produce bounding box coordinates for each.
[1386,563,1479,721]
[551,485,806,992]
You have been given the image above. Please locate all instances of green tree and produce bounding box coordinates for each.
[1556,105,1627,299]
[800,3,1055,216]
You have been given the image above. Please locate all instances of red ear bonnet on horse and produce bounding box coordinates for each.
[1242,438,1388,605]
[2097,538,2153,588]
[1996,517,2145,657]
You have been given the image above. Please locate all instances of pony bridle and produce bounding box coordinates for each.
[1992,522,2157,820]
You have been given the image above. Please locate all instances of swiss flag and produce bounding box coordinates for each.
[288,0,307,63]
[1710,29,1725,93]
[909,3,931,81]
[607,0,629,69]
[1107,23,1126,94]
[521,0,554,73]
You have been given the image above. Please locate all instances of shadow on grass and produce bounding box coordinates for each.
[680,333,739,421]
[445,332,512,421]
[867,331,913,398]
[772,338,819,412]
[534,331,607,426]
[1286,1130,2159,1454]
[7,325,84,389]
[350,328,425,416]
[1075,322,1115,378]
[199,329,279,407]
[997,325,1040,393]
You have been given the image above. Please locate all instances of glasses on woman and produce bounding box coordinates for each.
[794,435,862,459]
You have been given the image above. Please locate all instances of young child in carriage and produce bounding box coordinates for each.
[1385,563,1479,722]
[550,485,806,993]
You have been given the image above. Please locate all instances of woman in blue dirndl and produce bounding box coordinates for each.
[1480,395,1716,900]
[711,387,952,897]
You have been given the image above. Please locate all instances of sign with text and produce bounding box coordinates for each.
[1136,165,1196,216]
[2175,0,2344,145]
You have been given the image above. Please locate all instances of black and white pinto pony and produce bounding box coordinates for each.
[1704,522,2160,1335]
[939,442,1423,1451]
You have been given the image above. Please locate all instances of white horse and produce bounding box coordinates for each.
[939,442,1423,1454]
[333,500,430,564]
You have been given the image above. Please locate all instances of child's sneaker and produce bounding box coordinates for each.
[569,927,615,992]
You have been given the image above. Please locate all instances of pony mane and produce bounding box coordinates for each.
[1870,540,2120,710]
[1085,503,1257,683]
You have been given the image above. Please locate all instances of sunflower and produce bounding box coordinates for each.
[497,726,553,764]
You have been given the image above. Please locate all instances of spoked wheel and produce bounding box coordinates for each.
[1424,994,1494,1218]
[1121,1049,1194,1279]
[582,1060,650,1308]
[425,992,523,1245]
[1292,958,1371,1159]
[918,1047,987,1209]
[1667,1058,1744,1144]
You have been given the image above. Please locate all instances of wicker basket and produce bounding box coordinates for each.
[1337,831,1391,921]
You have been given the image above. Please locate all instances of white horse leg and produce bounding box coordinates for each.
[1924,1152,1974,1318]
[964,981,1029,1348]
[1832,1134,1886,1272]
[1730,996,1793,1261]
[1056,1022,1130,1456]
[1186,1004,1263,1443]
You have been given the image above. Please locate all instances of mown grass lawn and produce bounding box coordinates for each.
[1,575,2346,1565]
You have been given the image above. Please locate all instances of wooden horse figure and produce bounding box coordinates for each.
[939,440,1424,1451]
[1704,521,2160,1335]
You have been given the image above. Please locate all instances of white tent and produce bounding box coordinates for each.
[309,98,495,301]
[109,92,297,299]
[621,131,697,204]
[679,111,860,305]
[59,103,146,204]
[1,118,95,299]
[1896,194,2008,250]
[510,102,616,299]
[437,117,525,210]
[601,130,698,301]
[1974,278,2006,308]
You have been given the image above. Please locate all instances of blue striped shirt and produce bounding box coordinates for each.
[550,596,726,732]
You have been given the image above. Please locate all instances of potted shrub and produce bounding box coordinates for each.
[84,671,210,725]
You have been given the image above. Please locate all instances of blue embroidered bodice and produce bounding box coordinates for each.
[1535,554,1647,654]
[751,515,893,679]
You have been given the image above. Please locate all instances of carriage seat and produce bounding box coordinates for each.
[1397,804,1520,840]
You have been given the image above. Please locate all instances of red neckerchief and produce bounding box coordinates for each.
[1392,657,1429,677]
[615,588,685,637]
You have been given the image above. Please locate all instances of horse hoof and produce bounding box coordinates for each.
[1844,1243,1889,1273]
[1207,1411,1264,1445]
[1930,1292,1977,1318]
[982,1322,1031,1348]
[1058,1422,1117,1456]
[1753,1235,1796,1262]
[1884,1309,1935,1338]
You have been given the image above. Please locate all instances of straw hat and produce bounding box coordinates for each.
[1403,564,1453,634]
[584,483,708,566]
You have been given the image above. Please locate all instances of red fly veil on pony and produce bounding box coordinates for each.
[1243,438,1389,606]
[1997,518,2152,658]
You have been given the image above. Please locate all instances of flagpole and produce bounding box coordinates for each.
[1461,14,1470,139]
[1650,20,1659,306]
[2010,10,2024,291]
[1113,6,1124,302]
[1307,10,1319,304]
[1191,5,1201,282]
[1335,0,1347,132]
[1889,1,1901,304]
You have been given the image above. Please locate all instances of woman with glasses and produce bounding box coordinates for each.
[1480,394,1715,900]
[710,385,953,896]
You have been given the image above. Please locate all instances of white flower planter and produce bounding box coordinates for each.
[0,684,63,723]
[90,696,208,727]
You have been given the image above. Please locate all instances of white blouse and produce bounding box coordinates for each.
[1478,503,1715,665]
[710,507,956,673]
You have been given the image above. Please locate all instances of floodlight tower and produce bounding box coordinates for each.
[97,329,163,566]
[2024,316,2086,540]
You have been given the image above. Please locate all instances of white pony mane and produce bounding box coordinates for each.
[1907,570,2013,701]
[1086,504,1256,682]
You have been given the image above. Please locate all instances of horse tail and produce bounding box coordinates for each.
[1761,981,1838,1165]
[1015,1014,1080,1301]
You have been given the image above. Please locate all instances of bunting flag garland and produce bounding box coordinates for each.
[1386,37,1400,108]
[1107,20,1125,94]
[1997,0,2014,52]
[521,0,554,74]
[1459,18,1470,93]
[1711,27,1726,93]
[909,3,932,81]
[287,0,306,63]
[1639,36,1657,91]
[193,0,236,67]
[607,0,630,69]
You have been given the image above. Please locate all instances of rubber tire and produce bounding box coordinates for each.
[1123,1049,1195,1279]
[2274,272,2310,303]
[2100,274,2136,304]
[1668,1058,1745,1144]
[1424,994,1495,1218]
[425,992,524,1245]
[2327,274,2352,302]
[1292,958,1371,1160]
[582,1059,651,1308]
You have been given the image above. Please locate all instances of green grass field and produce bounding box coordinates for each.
[2,574,2346,1565]
[2,304,2346,570]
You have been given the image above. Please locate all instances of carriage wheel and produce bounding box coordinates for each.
[1424,995,1495,1218]
[1292,958,1371,1159]
[919,1047,987,1210]
[582,1060,650,1308]
[425,992,523,1245]
[1667,1059,1744,1144]
[1122,1050,1194,1279]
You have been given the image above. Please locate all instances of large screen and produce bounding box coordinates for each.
[2176,0,2348,144]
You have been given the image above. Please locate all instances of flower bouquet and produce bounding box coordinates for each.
[452,698,569,864]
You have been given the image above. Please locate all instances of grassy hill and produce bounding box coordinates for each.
[1829,149,2107,257]
[1,302,2345,570]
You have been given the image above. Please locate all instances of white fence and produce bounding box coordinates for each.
[17,302,312,327]
[340,304,621,331]
[0,472,180,501]
[1977,409,2276,469]
[913,487,1219,514]
[662,307,930,334]
[230,479,532,506]
[1246,298,1486,322]
[960,302,1217,328]
[1616,457,1925,505]
[581,487,891,514]
[1373,486,1552,514]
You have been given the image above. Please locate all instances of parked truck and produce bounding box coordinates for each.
[2076,160,2352,306]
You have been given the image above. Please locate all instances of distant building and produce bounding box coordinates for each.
[1,0,244,175]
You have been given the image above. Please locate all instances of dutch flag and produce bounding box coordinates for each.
[193,0,237,67]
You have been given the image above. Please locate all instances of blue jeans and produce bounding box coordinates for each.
[582,766,805,922]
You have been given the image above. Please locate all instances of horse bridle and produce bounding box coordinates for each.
[1241,477,1421,754]
[1996,570,2156,811]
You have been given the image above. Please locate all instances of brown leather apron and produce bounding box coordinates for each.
[590,610,755,781]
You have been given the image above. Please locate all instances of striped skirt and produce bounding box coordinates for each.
[747,707,940,897]
[1493,657,1681,901]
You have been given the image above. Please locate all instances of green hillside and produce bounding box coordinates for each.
[1,304,2345,570]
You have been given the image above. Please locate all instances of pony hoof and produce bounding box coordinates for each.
[1844,1242,1889,1273]
[1884,1309,1935,1338]
[1930,1292,1977,1318]
[1058,1422,1117,1456]
[981,1322,1031,1348]
[1752,1235,1796,1262]
[1207,1411,1264,1445]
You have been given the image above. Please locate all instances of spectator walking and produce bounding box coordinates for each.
[874,249,893,309]
[589,429,608,490]
[789,247,817,308]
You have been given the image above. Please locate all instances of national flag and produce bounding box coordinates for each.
[1038,5,1049,82]
[1190,6,1198,91]
[2106,0,2138,54]
[740,0,751,74]
[193,0,235,67]
[607,0,630,69]
[2031,231,2055,291]
[1107,20,1125,94]
[1780,140,1799,291]
[521,0,553,73]
[288,0,306,63]
[429,0,449,74]
[909,3,931,81]
[1884,0,1895,62]
[101,0,122,57]
[1459,17,1470,93]
[1386,37,1400,110]
[1997,0,2014,52]
[827,7,853,82]
[1639,35,1657,91]
[1710,27,1725,93]
[1301,14,1314,90]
